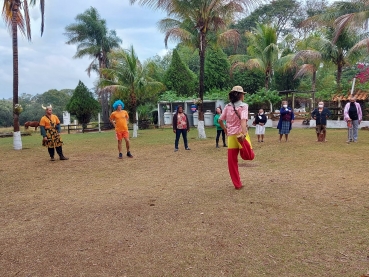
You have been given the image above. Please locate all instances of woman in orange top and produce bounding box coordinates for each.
[39,105,68,161]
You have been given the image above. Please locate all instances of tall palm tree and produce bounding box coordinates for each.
[230,23,279,89]
[99,46,165,137]
[332,0,369,42]
[293,50,322,109]
[300,6,363,89]
[2,0,45,150]
[131,0,258,138]
[64,7,122,125]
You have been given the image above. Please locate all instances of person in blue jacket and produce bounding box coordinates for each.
[277,100,295,142]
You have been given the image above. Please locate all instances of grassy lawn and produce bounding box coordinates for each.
[1,126,369,276]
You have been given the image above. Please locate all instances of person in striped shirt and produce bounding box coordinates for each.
[218,86,255,190]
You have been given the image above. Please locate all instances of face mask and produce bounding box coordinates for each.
[259,112,263,115]
[283,105,287,108]
[318,105,323,108]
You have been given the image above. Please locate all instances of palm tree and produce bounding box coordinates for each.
[230,23,279,89]
[293,50,322,109]
[64,7,122,125]
[99,46,165,137]
[2,0,45,150]
[300,6,363,89]
[131,0,258,138]
[332,0,369,42]
[319,27,362,90]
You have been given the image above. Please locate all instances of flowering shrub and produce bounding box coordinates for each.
[356,63,369,83]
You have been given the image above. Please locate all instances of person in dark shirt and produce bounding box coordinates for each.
[254,109,268,142]
[311,101,331,142]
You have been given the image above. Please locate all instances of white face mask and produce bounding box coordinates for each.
[259,112,264,115]
[318,104,323,108]
[283,105,287,108]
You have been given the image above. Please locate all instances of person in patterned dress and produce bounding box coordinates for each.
[39,105,68,161]
[277,100,295,142]
[172,105,190,152]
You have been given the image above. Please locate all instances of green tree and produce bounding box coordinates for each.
[231,68,264,94]
[245,87,282,112]
[0,99,13,127]
[176,44,200,76]
[144,52,172,83]
[131,0,255,139]
[234,0,301,37]
[18,90,73,125]
[231,23,279,89]
[204,46,230,92]
[66,81,100,128]
[2,0,45,149]
[329,0,369,42]
[99,46,165,137]
[300,6,363,90]
[164,49,197,97]
[64,6,122,125]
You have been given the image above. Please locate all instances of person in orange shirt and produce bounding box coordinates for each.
[110,100,133,159]
[39,105,68,161]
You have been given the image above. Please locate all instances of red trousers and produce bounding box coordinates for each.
[227,134,255,189]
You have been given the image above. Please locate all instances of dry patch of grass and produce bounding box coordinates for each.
[1,127,369,276]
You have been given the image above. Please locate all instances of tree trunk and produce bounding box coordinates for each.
[337,61,342,93]
[312,70,316,111]
[99,56,111,126]
[265,69,270,89]
[197,31,206,139]
[12,0,22,150]
[130,90,137,124]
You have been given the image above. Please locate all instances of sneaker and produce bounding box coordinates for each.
[50,157,55,161]
[60,156,69,160]
[127,152,133,158]
[119,153,123,159]
[174,149,178,152]
[185,147,191,150]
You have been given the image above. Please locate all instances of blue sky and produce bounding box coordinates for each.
[0,0,176,99]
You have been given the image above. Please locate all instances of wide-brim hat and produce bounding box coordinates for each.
[230,85,247,94]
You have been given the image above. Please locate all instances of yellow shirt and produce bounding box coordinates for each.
[110,110,129,132]
[39,114,60,129]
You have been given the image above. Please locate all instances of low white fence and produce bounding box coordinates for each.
[310,120,369,128]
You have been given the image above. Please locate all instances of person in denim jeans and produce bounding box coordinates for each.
[172,105,190,151]
[344,95,362,143]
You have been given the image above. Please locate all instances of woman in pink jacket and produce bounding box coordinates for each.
[218,86,254,190]
[344,95,362,143]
